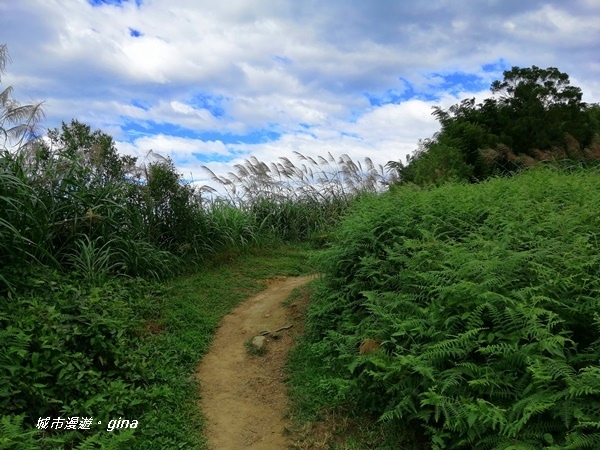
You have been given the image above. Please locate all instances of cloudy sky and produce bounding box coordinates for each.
[1,0,599,186]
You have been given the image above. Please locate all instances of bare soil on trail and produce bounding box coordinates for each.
[195,275,316,450]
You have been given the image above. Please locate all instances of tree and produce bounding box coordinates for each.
[0,44,45,149]
[432,98,499,179]
[491,66,584,109]
[389,66,600,186]
[490,66,589,153]
[44,119,137,184]
[387,139,473,185]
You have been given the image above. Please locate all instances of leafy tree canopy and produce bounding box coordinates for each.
[491,65,584,109]
[389,66,600,185]
[45,119,138,183]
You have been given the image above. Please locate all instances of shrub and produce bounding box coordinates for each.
[0,269,161,447]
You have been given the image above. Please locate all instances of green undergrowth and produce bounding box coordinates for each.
[287,280,422,450]
[293,166,600,449]
[1,243,318,449]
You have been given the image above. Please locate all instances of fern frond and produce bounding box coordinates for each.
[564,367,600,399]
[563,431,600,449]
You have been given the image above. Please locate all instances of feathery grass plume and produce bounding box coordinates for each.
[0,45,45,149]
[202,151,391,241]
[582,134,600,161]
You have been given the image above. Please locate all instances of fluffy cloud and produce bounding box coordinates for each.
[1,0,598,190]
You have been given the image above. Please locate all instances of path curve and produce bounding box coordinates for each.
[196,275,315,450]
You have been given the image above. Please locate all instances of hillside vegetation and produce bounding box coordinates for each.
[0,45,388,448]
[292,166,600,448]
[288,66,600,449]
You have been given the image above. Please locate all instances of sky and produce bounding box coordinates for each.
[1,0,599,188]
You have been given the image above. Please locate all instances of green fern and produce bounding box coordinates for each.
[0,415,39,449]
[305,167,600,448]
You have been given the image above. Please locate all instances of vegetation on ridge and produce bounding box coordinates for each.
[387,66,600,185]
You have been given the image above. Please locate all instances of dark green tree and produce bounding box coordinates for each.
[491,66,590,153]
[388,66,600,185]
[141,155,200,248]
[432,97,500,179]
[43,120,137,184]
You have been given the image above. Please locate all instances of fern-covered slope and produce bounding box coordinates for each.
[304,167,600,449]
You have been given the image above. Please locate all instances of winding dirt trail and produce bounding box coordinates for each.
[195,275,315,450]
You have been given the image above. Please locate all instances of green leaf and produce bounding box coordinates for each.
[467,412,478,428]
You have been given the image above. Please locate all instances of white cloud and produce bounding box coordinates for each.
[118,134,231,159]
[115,95,451,191]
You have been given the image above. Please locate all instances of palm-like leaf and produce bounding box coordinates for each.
[0,45,45,149]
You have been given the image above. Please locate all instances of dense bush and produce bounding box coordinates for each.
[305,166,600,448]
[0,122,182,288]
[0,269,162,448]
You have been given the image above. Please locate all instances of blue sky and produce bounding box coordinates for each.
[1,0,599,187]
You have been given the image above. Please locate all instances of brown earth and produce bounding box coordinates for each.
[195,275,316,450]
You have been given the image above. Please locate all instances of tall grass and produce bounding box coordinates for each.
[203,151,390,241]
[2,123,392,292]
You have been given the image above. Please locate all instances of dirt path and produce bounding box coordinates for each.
[195,275,316,450]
